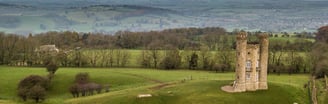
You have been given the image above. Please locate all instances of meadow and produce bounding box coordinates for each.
[0,66,310,104]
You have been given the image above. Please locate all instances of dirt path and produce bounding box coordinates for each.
[149,82,177,90]
[113,71,176,90]
[113,71,164,83]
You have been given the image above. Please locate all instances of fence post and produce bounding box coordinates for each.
[311,77,317,104]
[308,81,312,104]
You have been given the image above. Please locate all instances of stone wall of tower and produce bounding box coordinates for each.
[234,32,247,92]
[245,44,259,91]
[258,33,269,90]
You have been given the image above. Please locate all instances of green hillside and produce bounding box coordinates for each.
[0,66,310,104]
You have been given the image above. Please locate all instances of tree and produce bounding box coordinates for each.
[18,88,28,101]
[217,48,234,72]
[71,49,87,67]
[316,25,328,43]
[199,46,212,70]
[86,50,100,67]
[46,62,58,74]
[18,75,50,90]
[160,49,181,69]
[189,52,198,69]
[212,64,228,73]
[148,41,161,68]
[311,42,328,78]
[113,49,130,67]
[139,50,151,68]
[120,50,130,67]
[268,40,285,73]
[57,51,69,67]
[17,75,49,102]
[69,83,79,98]
[75,73,90,84]
[311,26,328,78]
[28,85,46,103]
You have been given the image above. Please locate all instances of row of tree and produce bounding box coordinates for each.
[312,25,328,78]
[69,73,110,98]
[0,27,315,73]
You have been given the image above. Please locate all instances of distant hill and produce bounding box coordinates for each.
[0,0,328,35]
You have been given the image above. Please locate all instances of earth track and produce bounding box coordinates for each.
[112,71,176,90]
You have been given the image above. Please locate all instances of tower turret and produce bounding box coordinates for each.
[234,31,247,92]
[258,33,269,89]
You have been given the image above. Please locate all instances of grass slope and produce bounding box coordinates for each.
[0,66,310,104]
[67,80,309,104]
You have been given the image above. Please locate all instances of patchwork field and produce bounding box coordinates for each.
[0,66,310,104]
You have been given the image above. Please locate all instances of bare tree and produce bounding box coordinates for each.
[199,45,212,70]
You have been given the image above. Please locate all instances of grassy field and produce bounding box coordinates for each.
[0,66,310,104]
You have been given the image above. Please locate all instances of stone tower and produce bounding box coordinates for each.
[258,34,269,90]
[230,32,269,92]
[234,32,247,92]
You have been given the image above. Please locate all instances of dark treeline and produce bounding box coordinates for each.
[0,27,316,74]
[311,25,328,78]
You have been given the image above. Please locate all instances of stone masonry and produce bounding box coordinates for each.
[232,31,269,92]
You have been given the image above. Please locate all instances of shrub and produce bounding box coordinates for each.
[69,84,79,98]
[69,73,105,98]
[18,75,50,90]
[28,85,46,103]
[75,72,90,84]
[17,75,49,102]
[46,63,59,74]
[17,88,28,101]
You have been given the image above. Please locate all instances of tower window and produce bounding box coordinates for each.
[246,60,251,69]
[246,73,250,80]
[246,60,251,71]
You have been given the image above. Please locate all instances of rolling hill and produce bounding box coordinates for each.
[0,0,328,34]
[0,66,310,104]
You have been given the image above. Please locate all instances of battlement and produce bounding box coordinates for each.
[236,31,247,40]
[257,33,269,39]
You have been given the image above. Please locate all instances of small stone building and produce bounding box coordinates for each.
[37,45,59,53]
[222,32,269,92]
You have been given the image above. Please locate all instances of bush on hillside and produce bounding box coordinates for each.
[46,62,59,74]
[75,72,90,84]
[28,85,46,103]
[17,75,49,102]
[18,75,50,90]
[69,73,104,98]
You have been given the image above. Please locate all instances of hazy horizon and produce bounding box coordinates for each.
[0,0,328,35]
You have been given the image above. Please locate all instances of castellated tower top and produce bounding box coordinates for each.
[247,44,259,49]
[236,31,247,40]
[257,33,269,40]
